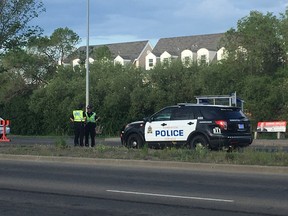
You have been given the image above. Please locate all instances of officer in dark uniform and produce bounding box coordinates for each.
[70,103,86,146]
[85,105,99,147]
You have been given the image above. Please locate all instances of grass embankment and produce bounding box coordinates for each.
[0,138,287,167]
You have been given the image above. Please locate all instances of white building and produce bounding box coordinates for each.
[64,41,153,68]
[145,33,225,70]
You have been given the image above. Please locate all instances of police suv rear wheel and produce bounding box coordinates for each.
[190,135,208,149]
[127,134,143,148]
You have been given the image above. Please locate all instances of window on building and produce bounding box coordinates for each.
[200,55,207,64]
[162,58,169,66]
[149,59,153,67]
[183,56,191,66]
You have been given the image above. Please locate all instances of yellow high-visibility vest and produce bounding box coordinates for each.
[73,110,84,122]
[86,112,96,123]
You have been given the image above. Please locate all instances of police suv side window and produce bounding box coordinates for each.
[193,107,203,119]
[151,107,176,121]
[171,107,195,120]
[199,107,218,120]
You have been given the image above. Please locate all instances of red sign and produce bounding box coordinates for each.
[257,121,286,132]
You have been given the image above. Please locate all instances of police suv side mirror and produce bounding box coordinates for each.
[143,117,151,123]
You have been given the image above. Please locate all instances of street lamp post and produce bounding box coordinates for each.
[86,0,90,107]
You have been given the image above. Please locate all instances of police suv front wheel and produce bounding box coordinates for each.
[127,134,143,148]
[190,135,208,149]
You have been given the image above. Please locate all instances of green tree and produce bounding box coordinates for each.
[0,0,45,52]
[279,8,288,63]
[147,60,201,110]
[88,61,144,134]
[1,49,55,86]
[29,27,80,65]
[29,65,86,135]
[92,45,112,61]
[222,11,285,76]
[218,10,288,125]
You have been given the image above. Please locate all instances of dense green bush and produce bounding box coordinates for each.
[1,59,287,136]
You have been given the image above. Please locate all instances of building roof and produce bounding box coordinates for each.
[64,40,150,63]
[152,33,224,56]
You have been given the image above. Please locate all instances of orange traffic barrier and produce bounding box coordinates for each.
[0,119,10,142]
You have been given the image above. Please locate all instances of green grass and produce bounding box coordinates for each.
[0,141,287,166]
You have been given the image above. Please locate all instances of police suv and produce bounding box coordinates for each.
[120,103,253,150]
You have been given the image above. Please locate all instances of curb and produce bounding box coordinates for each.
[0,154,287,175]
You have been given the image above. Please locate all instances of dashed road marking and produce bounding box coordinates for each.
[106,189,234,203]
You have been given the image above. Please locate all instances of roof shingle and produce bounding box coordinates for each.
[64,40,150,63]
[152,33,224,56]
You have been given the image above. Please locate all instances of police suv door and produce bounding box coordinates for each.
[145,106,197,142]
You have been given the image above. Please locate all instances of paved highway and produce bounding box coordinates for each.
[0,158,287,216]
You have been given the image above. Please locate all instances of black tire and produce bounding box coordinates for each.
[127,134,143,148]
[190,135,208,149]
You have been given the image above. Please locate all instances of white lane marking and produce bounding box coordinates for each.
[106,190,234,203]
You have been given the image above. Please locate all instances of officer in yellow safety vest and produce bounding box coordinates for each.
[70,103,86,146]
[85,105,100,147]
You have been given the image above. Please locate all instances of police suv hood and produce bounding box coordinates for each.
[126,120,145,127]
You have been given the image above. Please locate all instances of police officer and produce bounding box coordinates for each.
[70,103,86,147]
[85,105,99,147]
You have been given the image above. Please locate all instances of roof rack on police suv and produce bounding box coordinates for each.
[195,92,244,110]
[177,103,195,106]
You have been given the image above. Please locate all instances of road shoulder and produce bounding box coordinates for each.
[0,153,287,175]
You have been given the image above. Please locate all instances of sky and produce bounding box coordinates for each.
[30,0,288,47]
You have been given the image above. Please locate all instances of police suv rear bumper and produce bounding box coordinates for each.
[209,134,253,149]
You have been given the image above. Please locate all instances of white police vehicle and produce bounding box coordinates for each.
[120,104,253,150]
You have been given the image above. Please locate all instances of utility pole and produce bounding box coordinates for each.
[86,0,90,107]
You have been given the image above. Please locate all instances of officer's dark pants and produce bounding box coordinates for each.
[85,123,96,147]
[74,122,85,146]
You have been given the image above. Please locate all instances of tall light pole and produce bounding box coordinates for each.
[86,0,90,107]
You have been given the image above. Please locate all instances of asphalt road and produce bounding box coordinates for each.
[0,158,287,216]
